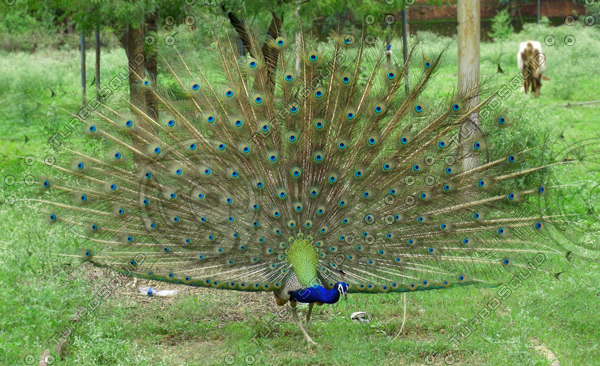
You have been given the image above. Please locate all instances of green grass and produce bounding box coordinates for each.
[1,22,599,365]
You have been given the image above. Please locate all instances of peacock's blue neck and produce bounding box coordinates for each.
[289,285,342,304]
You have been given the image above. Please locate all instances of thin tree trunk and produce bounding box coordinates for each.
[95,25,100,92]
[80,31,86,105]
[457,0,481,170]
[401,8,409,95]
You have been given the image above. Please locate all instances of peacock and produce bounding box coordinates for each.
[36,29,569,345]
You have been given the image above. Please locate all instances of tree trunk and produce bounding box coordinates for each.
[401,8,409,95]
[457,0,481,170]
[223,5,283,92]
[80,31,86,106]
[119,24,149,161]
[95,25,100,92]
[145,10,159,122]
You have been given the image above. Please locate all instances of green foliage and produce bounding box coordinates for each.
[488,7,514,42]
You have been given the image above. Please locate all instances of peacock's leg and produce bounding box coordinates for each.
[306,302,314,324]
[290,300,317,345]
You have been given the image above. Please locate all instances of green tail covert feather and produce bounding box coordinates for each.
[37,28,572,301]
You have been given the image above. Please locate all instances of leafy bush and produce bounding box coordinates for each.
[488,7,514,42]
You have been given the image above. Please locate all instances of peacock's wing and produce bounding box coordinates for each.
[38,31,567,293]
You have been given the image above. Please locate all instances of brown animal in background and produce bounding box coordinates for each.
[517,41,548,98]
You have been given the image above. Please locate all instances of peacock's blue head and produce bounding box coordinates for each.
[335,282,348,300]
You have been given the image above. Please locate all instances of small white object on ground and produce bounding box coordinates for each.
[139,286,179,297]
[350,311,371,323]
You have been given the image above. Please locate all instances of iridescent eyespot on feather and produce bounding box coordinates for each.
[203,168,211,176]
[374,105,383,114]
[425,61,431,68]
[247,59,257,68]
[88,125,96,132]
[313,152,324,163]
[535,222,543,229]
[502,258,511,266]
[367,137,377,145]
[452,103,460,111]
[507,154,516,162]
[254,96,263,104]
[225,89,234,98]
[284,73,294,82]
[412,164,420,172]
[337,141,346,150]
[125,119,133,128]
[76,162,85,170]
[287,132,297,143]
[338,199,347,207]
[167,119,175,127]
[473,212,480,219]
[328,173,338,183]
[538,186,545,193]
[463,238,469,245]
[314,120,324,130]
[144,172,152,179]
[290,167,302,178]
[275,37,285,47]
[189,143,197,151]
[342,76,350,84]
[207,115,215,123]
[478,179,485,187]
[473,141,481,149]
[414,105,423,113]
[43,180,50,188]
[400,137,408,144]
[233,119,243,127]
[445,167,453,174]
[260,123,270,133]
[458,275,465,282]
[310,188,319,197]
[110,184,117,191]
[346,112,354,120]
[240,144,251,155]
[408,239,415,246]
[498,116,506,125]
[498,227,505,234]
[315,89,324,98]
[438,141,446,148]
[443,184,451,191]
[113,152,121,159]
[387,72,396,80]
[343,34,354,45]
[507,193,515,200]
[382,163,391,171]
[191,83,199,91]
[153,147,161,154]
[354,169,363,178]
[308,51,318,62]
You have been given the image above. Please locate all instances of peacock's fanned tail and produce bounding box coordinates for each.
[38,31,567,294]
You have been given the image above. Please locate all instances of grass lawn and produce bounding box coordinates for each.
[1,22,599,365]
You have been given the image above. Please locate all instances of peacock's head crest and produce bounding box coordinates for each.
[335,282,348,300]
